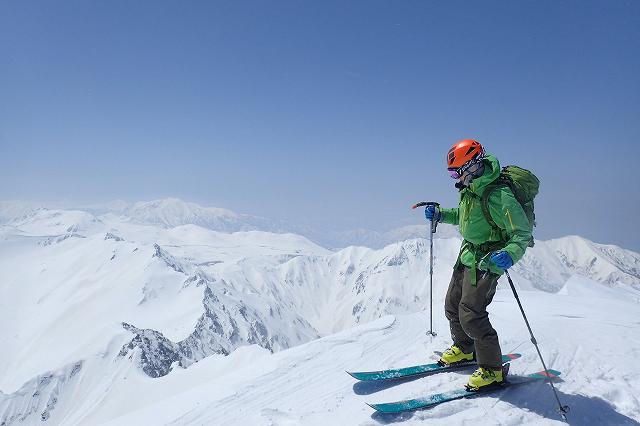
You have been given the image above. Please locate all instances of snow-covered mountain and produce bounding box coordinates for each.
[315,223,461,249]
[118,198,294,234]
[0,201,47,224]
[547,235,640,288]
[0,201,639,425]
[0,198,293,235]
[0,198,460,249]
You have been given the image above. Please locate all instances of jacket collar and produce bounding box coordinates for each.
[464,154,501,195]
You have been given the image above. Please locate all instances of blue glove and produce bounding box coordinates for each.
[424,205,441,222]
[490,251,513,269]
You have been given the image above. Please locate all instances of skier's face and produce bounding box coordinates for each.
[452,160,484,187]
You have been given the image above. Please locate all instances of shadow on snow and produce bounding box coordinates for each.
[500,382,640,426]
[353,375,426,396]
[368,381,639,425]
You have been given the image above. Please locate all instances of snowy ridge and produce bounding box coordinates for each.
[548,235,640,289]
[121,198,290,233]
[0,362,83,424]
[312,223,461,250]
[2,208,102,237]
[120,282,319,379]
[0,202,639,424]
[0,198,461,249]
[0,201,46,224]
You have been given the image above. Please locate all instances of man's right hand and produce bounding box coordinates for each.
[425,205,441,222]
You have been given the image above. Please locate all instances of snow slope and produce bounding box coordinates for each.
[0,202,639,425]
[49,279,640,425]
[0,211,328,392]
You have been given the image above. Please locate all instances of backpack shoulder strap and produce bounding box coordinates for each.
[480,179,510,232]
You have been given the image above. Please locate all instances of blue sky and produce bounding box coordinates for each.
[1,1,638,250]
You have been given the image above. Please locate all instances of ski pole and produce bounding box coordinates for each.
[411,201,439,337]
[504,270,570,420]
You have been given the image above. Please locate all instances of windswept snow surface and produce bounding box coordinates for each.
[0,202,639,425]
[101,284,640,426]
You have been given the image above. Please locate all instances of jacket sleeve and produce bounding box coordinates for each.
[487,187,532,264]
[439,207,459,225]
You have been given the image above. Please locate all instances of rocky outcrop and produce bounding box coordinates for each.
[0,362,82,425]
[120,280,318,378]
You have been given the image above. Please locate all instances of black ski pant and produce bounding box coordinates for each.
[444,265,502,370]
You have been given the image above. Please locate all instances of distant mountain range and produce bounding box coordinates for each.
[1,198,639,424]
[1,198,461,249]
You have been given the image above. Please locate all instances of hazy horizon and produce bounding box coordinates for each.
[2,196,639,253]
[2,1,638,250]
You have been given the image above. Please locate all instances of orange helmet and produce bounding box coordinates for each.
[447,139,484,169]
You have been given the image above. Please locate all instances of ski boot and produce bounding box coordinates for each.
[438,345,475,367]
[465,366,507,392]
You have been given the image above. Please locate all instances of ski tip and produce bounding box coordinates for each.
[531,369,562,379]
[366,402,382,412]
[504,353,522,361]
[367,402,398,414]
[345,371,382,382]
[545,369,562,378]
[347,370,379,381]
[346,371,359,379]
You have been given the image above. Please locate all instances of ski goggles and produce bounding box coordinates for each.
[448,155,484,180]
[448,168,462,179]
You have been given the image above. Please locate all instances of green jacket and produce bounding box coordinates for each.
[439,154,532,283]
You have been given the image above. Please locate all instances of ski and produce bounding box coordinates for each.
[368,369,562,414]
[347,353,520,382]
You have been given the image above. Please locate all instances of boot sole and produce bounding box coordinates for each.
[437,358,476,367]
[464,380,506,393]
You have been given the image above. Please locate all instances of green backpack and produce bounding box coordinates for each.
[480,165,539,247]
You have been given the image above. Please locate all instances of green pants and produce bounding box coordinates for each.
[444,266,502,369]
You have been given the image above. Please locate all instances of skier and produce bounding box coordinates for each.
[425,139,533,390]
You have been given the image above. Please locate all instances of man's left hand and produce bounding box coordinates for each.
[490,251,513,269]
